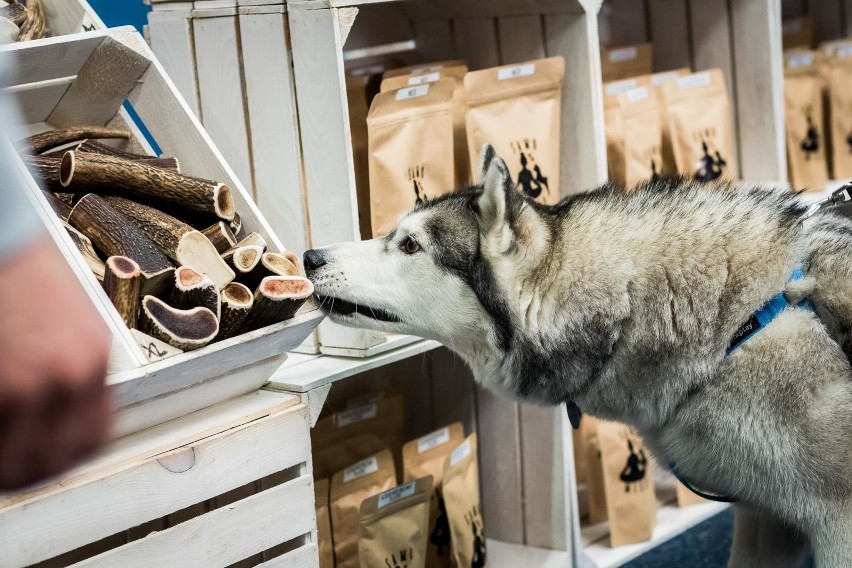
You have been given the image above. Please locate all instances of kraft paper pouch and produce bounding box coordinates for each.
[330,450,397,568]
[584,420,608,524]
[383,60,467,79]
[675,481,707,508]
[315,479,334,568]
[311,395,405,479]
[403,423,466,568]
[601,43,653,82]
[443,433,488,568]
[359,476,433,568]
[648,68,691,176]
[662,69,738,181]
[347,73,373,238]
[465,57,565,203]
[598,421,656,547]
[367,79,455,237]
[381,65,471,186]
[782,16,813,50]
[828,60,852,179]
[611,86,663,188]
[784,51,829,191]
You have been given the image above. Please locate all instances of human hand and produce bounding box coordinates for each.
[0,235,111,490]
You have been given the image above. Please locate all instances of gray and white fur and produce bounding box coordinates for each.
[305,146,852,566]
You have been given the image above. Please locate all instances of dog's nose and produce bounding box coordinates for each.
[303,249,328,272]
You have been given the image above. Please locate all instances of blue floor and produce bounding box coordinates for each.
[624,509,815,568]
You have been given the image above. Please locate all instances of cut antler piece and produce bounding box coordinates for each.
[68,194,173,294]
[75,139,181,171]
[43,190,73,221]
[225,232,267,255]
[1,3,27,27]
[60,151,235,220]
[139,295,219,351]
[229,212,244,239]
[104,256,141,329]
[23,127,131,154]
[223,245,263,275]
[17,0,46,41]
[102,196,235,290]
[24,155,63,190]
[241,276,314,332]
[170,266,221,319]
[241,251,301,289]
[63,222,105,280]
[201,221,237,253]
[217,282,253,340]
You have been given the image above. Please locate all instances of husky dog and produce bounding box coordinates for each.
[304,146,852,566]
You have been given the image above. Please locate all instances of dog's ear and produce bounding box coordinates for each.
[479,144,498,180]
[476,146,519,235]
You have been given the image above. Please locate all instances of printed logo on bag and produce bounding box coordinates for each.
[801,106,820,159]
[643,144,663,182]
[431,496,452,557]
[417,427,451,453]
[336,403,377,427]
[343,456,379,482]
[408,165,429,205]
[464,506,487,568]
[384,547,415,568]
[691,128,727,182]
[618,430,650,493]
[510,139,550,200]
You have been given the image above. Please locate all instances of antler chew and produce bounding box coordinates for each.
[223,245,263,274]
[60,151,235,221]
[75,139,180,171]
[43,190,73,221]
[102,196,235,290]
[104,256,141,329]
[23,127,131,154]
[201,221,237,253]
[1,3,27,27]
[63,222,105,280]
[68,194,173,294]
[170,266,221,319]
[217,282,253,340]
[17,0,46,41]
[240,276,313,332]
[24,155,63,190]
[229,212,244,239]
[241,251,301,289]
[230,232,267,252]
[139,295,219,351]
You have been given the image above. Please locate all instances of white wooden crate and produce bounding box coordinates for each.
[39,0,104,36]
[0,28,323,410]
[0,390,319,568]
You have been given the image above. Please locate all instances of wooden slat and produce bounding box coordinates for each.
[413,19,456,62]
[73,476,315,568]
[497,15,546,63]
[730,0,786,182]
[452,17,500,70]
[257,544,319,568]
[0,31,106,85]
[598,0,647,46]
[147,8,202,118]
[544,11,608,194]
[192,12,255,197]
[808,0,844,43]
[9,78,74,124]
[646,0,691,71]
[1,399,310,566]
[239,9,310,253]
[42,0,104,36]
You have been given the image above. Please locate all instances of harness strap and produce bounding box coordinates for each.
[669,463,738,503]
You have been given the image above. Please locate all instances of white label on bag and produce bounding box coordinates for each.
[782,19,802,34]
[605,79,638,96]
[378,481,417,508]
[651,71,681,85]
[395,84,430,101]
[417,427,451,453]
[609,46,638,62]
[450,439,472,466]
[336,403,377,427]
[343,456,378,482]
[677,73,711,90]
[838,44,852,59]
[498,63,536,80]
[625,87,649,102]
[408,72,441,85]
[787,52,815,68]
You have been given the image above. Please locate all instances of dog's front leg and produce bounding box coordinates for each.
[810,501,852,568]
[728,505,807,567]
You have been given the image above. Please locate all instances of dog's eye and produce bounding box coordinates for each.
[400,235,421,255]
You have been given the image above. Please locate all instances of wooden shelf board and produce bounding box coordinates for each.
[488,539,571,568]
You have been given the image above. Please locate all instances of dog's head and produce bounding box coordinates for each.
[304,146,552,373]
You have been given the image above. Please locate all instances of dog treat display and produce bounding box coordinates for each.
[20,125,309,353]
[2,0,45,42]
[315,479,334,568]
[605,85,663,188]
[367,78,455,237]
[330,449,397,568]
[648,69,690,176]
[443,433,487,568]
[601,43,653,82]
[584,421,609,525]
[382,59,466,80]
[358,476,433,568]
[465,57,565,203]
[827,56,852,178]
[784,51,829,191]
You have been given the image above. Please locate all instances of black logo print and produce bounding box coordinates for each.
[384,547,414,568]
[142,342,168,359]
[801,106,819,159]
[408,165,428,205]
[619,438,648,493]
[693,134,727,182]
[465,506,487,568]
[846,125,852,154]
[511,139,550,199]
[649,158,661,183]
[430,496,451,557]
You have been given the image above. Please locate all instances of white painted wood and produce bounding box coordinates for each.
[42,0,104,36]
[413,18,456,62]
[130,329,184,363]
[239,9,310,252]
[147,7,202,118]
[646,0,691,71]
[488,539,571,568]
[301,383,332,426]
[10,77,75,123]
[3,30,112,83]
[453,17,501,70]
[192,12,255,197]
[74,476,315,568]
[498,15,547,63]
[257,544,320,568]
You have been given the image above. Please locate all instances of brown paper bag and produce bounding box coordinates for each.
[311,395,405,479]
[614,86,663,188]
[347,73,373,238]
[784,52,829,191]
[465,57,565,203]
[662,69,738,181]
[330,449,397,568]
[383,60,467,80]
[584,420,608,524]
[314,478,334,568]
[603,78,649,185]
[782,16,813,50]
[675,481,707,508]
[597,421,656,547]
[601,43,653,82]
[359,476,433,568]
[828,58,852,179]
[403,423,466,568]
[367,79,455,237]
[649,68,691,176]
[443,433,488,568]
[381,65,471,186]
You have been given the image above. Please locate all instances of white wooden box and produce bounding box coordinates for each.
[0,27,323,410]
[0,390,319,568]
[40,0,104,36]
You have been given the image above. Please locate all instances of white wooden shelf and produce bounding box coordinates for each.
[489,539,572,568]
[269,335,442,392]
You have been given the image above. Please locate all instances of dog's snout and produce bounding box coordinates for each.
[303,249,328,272]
